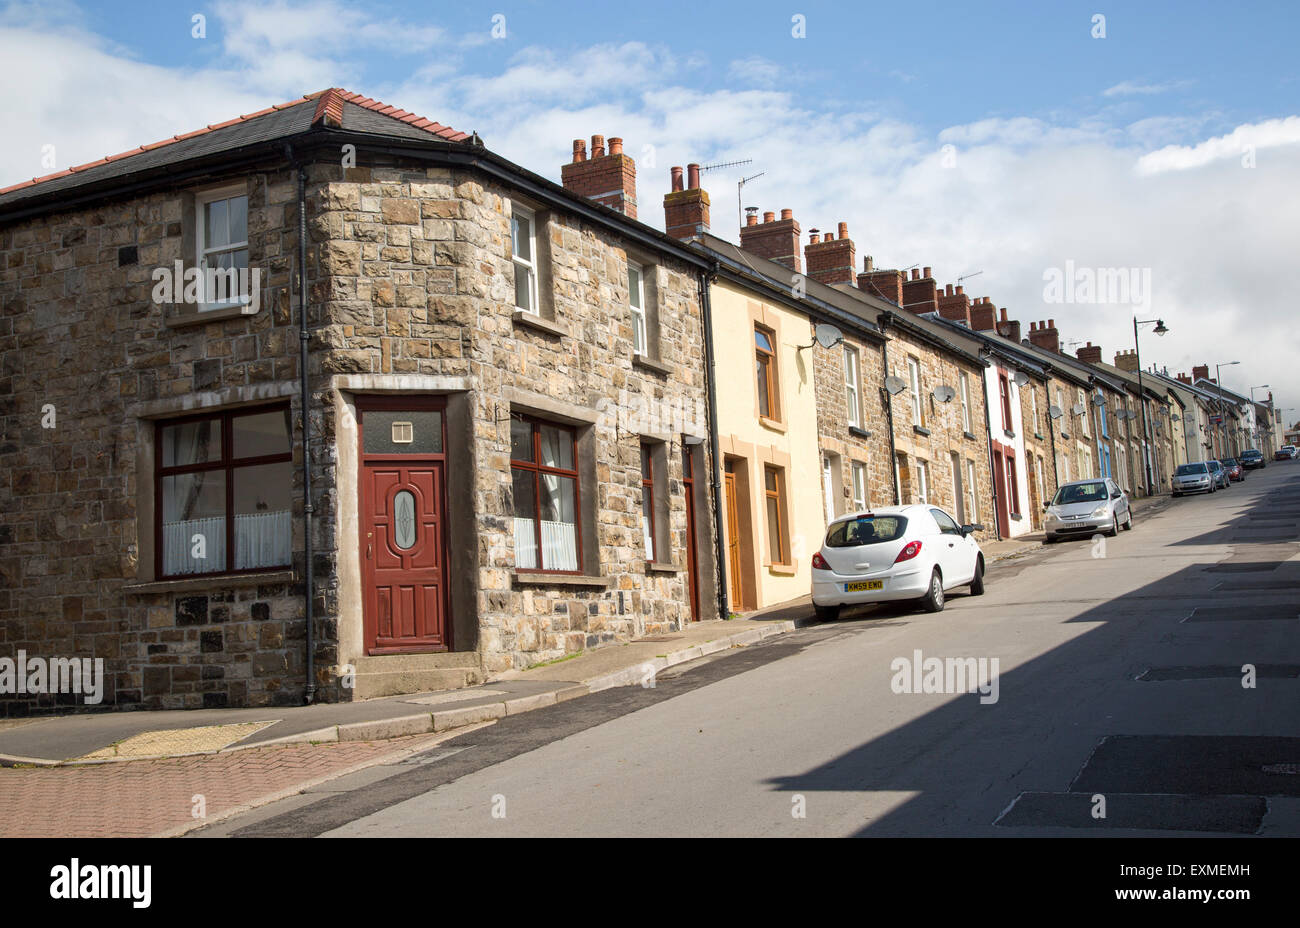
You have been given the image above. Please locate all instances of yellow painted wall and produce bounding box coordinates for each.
[710,278,824,612]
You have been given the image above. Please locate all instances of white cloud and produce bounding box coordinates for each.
[1136,116,1300,174]
[728,56,782,88]
[1103,79,1193,97]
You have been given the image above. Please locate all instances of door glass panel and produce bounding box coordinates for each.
[393,490,417,550]
[363,410,443,454]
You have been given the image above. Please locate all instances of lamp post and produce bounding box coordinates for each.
[1133,317,1167,495]
[1215,361,1240,458]
[1249,385,1269,450]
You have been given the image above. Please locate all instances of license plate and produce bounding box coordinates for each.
[845,580,884,592]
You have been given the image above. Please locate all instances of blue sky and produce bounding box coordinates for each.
[3,0,1299,416]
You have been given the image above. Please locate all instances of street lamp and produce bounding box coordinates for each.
[1133,317,1167,495]
[1215,361,1240,458]
[1248,386,1268,449]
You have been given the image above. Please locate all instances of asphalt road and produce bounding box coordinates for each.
[204,463,1300,837]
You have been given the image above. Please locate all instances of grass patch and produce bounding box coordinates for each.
[524,650,585,671]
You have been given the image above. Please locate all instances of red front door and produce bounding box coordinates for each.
[359,399,450,654]
[992,450,1010,538]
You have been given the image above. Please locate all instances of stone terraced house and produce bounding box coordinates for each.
[0,89,720,712]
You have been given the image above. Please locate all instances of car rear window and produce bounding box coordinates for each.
[1175,463,1207,475]
[1053,482,1107,505]
[826,516,907,547]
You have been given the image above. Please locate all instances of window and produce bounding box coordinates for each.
[851,460,868,511]
[640,442,655,560]
[511,415,580,572]
[959,372,971,433]
[966,459,979,524]
[764,465,789,565]
[907,357,924,427]
[510,206,539,314]
[1031,389,1041,435]
[844,345,862,428]
[950,452,964,523]
[1079,390,1090,437]
[156,404,292,578]
[755,326,778,419]
[1079,448,1092,479]
[931,509,961,535]
[1035,457,1046,513]
[915,459,930,504]
[1097,389,1109,438]
[196,188,250,309]
[1006,453,1020,515]
[999,374,1013,432]
[1055,387,1065,429]
[628,262,647,356]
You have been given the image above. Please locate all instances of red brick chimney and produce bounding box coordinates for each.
[1113,348,1139,372]
[804,221,856,285]
[663,163,710,241]
[1027,319,1060,353]
[936,283,971,326]
[994,306,1021,342]
[740,207,802,273]
[1176,372,1192,385]
[901,266,937,315]
[857,255,903,304]
[1192,364,1210,383]
[969,296,997,332]
[1076,342,1102,364]
[560,134,638,218]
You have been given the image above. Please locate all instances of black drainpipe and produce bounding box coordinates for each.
[878,313,900,505]
[979,361,1002,541]
[295,158,316,704]
[697,265,729,619]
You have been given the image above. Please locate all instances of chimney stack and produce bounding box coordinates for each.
[1192,364,1210,383]
[1176,372,1192,385]
[1076,342,1103,364]
[739,206,802,272]
[936,282,971,326]
[1113,348,1139,372]
[663,163,710,241]
[561,132,638,218]
[857,255,904,305]
[901,265,938,315]
[969,296,997,331]
[1027,318,1060,354]
[804,220,856,285]
[994,306,1021,343]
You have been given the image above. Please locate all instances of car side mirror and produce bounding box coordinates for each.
[961,523,983,536]
[1042,502,1050,511]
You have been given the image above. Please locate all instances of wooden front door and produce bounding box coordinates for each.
[724,463,743,612]
[992,450,1010,538]
[359,399,450,654]
[682,445,700,620]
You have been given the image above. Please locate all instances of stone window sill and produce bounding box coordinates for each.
[848,425,872,439]
[513,308,568,338]
[963,430,977,441]
[511,570,611,588]
[1004,429,1016,439]
[633,355,673,376]
[913,425,931,437]
[766,563,797,577]
[759,415,786,434]
[124,569,296,595]
[163,303,258,328]
[1034,432,1045,441]
[647,560,680,573]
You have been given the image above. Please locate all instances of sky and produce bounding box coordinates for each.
[2,0,1298,423]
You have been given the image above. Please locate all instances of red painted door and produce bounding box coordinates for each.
[362,462,449,653]
[992,450,1010,538]
[682,446,700,620]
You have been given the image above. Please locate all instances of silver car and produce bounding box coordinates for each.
[1044,477,1132,541]
[1207,460,1230,489]
[1172,461,1214,496]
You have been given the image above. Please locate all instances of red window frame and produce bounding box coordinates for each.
[641,442,656,562]
[999,373,1013,430]
[510,414,583,574]
[154,403,293,580]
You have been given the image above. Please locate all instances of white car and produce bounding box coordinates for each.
[810,505,985,620]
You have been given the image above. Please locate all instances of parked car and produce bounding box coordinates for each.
[1221,457,1245,481]
[1172,461,1214,496]
[1207,460,1230,489]
[1043,477,1132,542]
[1281,445,1297,459]
[811,505,984,619]
[1276,448,1293,461]
[1240,449,1265,470]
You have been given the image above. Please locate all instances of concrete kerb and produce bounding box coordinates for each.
[583,620,795,692]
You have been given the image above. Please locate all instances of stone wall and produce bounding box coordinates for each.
[810,330,893,516]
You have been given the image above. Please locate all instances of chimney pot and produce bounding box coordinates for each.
[591,134,605,157]
[609,137,623,155]
[562,131,636,217]
[572,139,587,163]
[670,166,684,192]
[999,307,1007,322]
[780,208,793,221]
[687,163,701,190]
[745,208,759,226]
[864,255,874,271]
[910,268,919,280]
[922,266,932,279]
[946,284,954,296]
[809,231,821,244]
[955,285,963,295]
[763,211,775,223]
[1048,318,1056,328]
[838,221,848,239]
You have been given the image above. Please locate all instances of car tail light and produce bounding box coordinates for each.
[894,540,923,563]
[811,551,829,570]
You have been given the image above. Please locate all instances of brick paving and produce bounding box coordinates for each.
[0,733,446,837]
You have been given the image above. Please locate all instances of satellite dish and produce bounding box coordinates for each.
[933,384,956,403]
[1013,371,1030,387]
[884,375,907,396]
[1071,402,1086,416]
[1091,394,1105,406]
[1048,404,1063,420]
[814,323,844,349]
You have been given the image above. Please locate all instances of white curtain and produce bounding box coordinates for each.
[163,510,290,574]
[513,517,578,571]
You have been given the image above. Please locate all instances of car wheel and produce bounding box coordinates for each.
[969,556,985,596]
[920,569,945,613]
[1108,514,1120,537]
[813,604,840,622]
